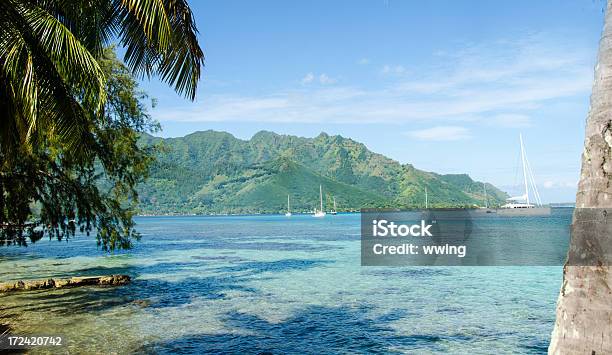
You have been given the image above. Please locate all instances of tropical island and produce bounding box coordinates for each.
[137,130,508,215]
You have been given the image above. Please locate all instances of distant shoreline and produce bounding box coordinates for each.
[135,205,572,218]
[135,212,360,218]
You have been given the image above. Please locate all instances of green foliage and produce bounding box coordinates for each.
[0,0,203,250]
[0,0,204,157]
[0,49,159,250]
[138,131,508,214]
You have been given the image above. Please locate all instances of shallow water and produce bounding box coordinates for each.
[0,210,572,354]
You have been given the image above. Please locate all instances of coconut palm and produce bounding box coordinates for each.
[0,0,204,158]
[549,0,612,352]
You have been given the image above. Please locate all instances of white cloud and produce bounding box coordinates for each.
[488,114,532,128]
[542,180,578,189]
[301,72,314,84]
[319,73,337,85]
[358,58,370,65]
[301,72,337,85]
[155,33,594,125]
[381,65,406,75]
[405,126,471,141]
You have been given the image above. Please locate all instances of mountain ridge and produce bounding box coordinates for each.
[137,130,508,214]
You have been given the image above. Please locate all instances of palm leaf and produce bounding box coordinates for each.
[0,0,106,153]
[157,0,203,99]
[23,2,107,111]
[0,26,38,142]
[42,0,119,58]
[118,0,204,99]
[0,0,204,156]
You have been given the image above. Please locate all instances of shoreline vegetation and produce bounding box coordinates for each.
[0,0,204,251]
[135,206,558,217]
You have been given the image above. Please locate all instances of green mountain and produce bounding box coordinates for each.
[137,130,508,214]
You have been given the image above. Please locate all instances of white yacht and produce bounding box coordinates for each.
[330,196,337,215]
[498,134,550,216]
[285,195,292,217]
[313,185,326,217]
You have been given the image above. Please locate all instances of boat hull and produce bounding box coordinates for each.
[491,207,551,216]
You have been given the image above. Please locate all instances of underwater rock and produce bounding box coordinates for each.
[132,299,151,308]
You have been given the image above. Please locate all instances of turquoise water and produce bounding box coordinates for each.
[0,210,572,354]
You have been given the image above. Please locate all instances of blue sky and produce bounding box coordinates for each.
[140,0,606,202]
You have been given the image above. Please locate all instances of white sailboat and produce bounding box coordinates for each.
[313,185,326,217]
[482,182,488,208]
[330,196,337,215]
[285,195,292,217]
[498,134,550,215]
[476,182,498,213]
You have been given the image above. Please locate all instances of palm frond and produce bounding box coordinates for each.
[120,0,172,49]
[42,0,119,57]
[0,25,38,142]
[158,0,203,99]
[118,0,204,99]
[0,0,105,153]
[0,0,203,156]
[22,1,107,111]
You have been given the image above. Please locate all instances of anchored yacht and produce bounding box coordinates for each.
[313,185,326,217]
[285,195,292,217]
[497,134,550,216]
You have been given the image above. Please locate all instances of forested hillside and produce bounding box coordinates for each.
[138,130,508,214]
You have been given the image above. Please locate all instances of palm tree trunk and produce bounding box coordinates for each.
[549,1,612,353]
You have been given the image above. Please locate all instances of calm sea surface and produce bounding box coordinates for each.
[0,209,573,354]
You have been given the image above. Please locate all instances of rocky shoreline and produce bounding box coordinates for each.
[0,275,131,293]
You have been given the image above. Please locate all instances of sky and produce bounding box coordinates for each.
[138,0,607,203]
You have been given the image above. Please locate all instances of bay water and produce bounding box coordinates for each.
[0,209,572,354]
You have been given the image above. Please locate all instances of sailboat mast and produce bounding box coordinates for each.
[519,134,530,205]
[425,188,428,209]
[319,185,323,212]
[287,195,290,212]
[483,183,488,208]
